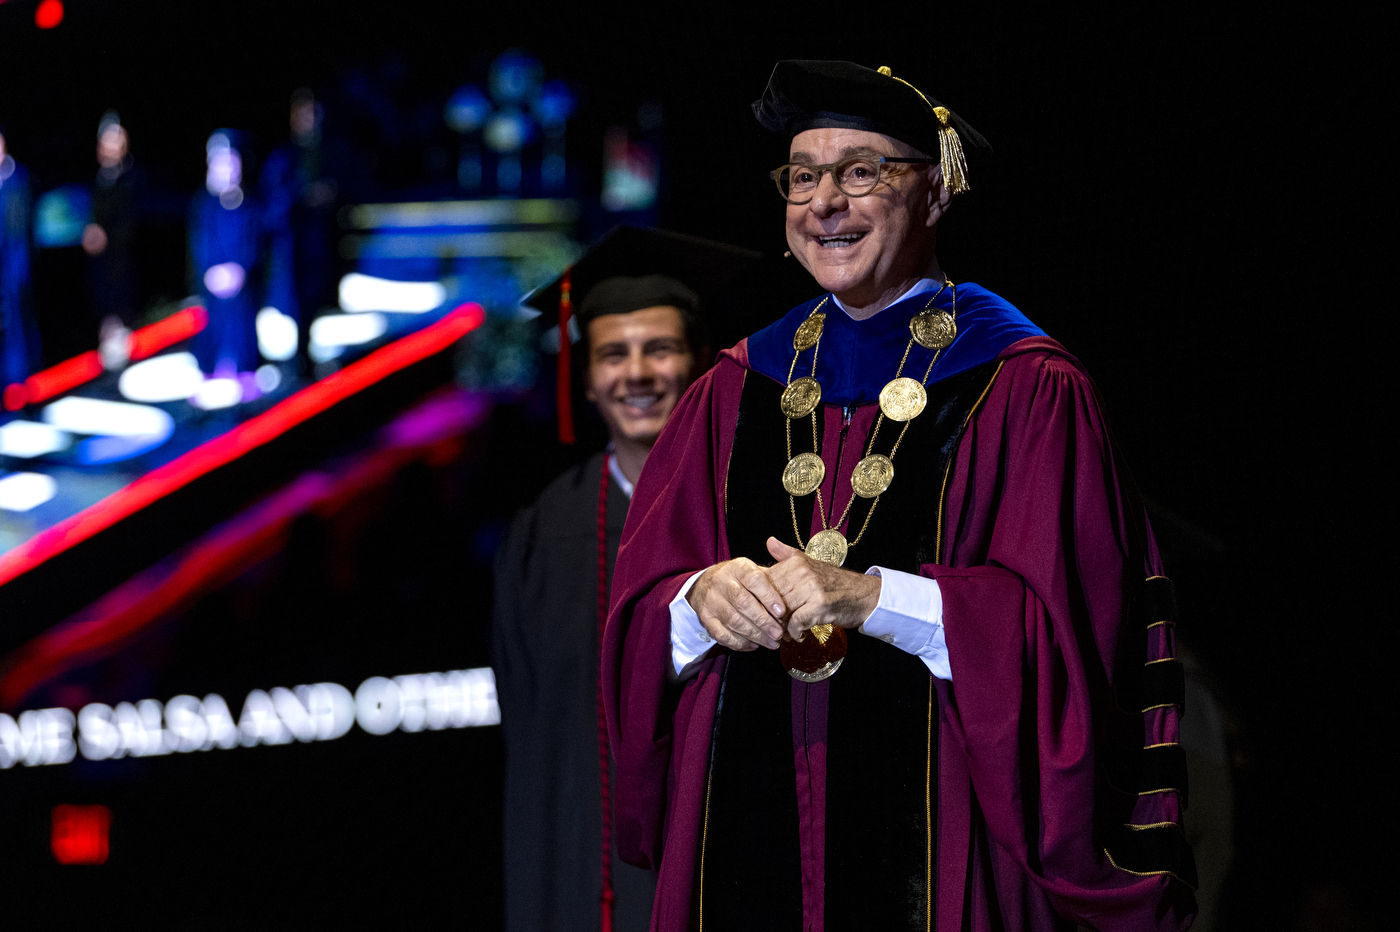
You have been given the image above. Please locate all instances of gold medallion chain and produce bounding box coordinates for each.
[779,282,958,568]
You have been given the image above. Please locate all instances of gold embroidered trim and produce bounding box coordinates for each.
[699,767,714,930]
[1141,702,1182,713]
[925,677,933,932]
[1138,786,1182,797]
[935,360,1005,564]
[1144,657,1177,666]
[1144,741,1180,750]
[1103,848,1197,889]
[1146,620,1175,630]
[1127,821,1181,831]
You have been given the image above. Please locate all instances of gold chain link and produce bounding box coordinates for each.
[782,284,955,553]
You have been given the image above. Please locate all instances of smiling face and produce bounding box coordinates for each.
[784,128,950,316]
[585,305,697,453]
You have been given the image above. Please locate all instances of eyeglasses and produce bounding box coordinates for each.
[770,155,937,204]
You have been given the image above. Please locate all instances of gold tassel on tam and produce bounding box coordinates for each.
[877,66,971,195]
[932,105,970,195]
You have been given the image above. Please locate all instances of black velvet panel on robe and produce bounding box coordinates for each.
[703,362,999,930]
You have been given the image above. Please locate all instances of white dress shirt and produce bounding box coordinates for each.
[669,567,950,679]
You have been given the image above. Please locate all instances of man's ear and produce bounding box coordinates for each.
[924,164,952,228]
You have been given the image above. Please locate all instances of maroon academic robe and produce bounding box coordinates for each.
[603,333,1196,931]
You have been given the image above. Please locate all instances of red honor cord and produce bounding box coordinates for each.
[596,459,615,932]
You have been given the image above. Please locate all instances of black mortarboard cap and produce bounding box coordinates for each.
[523,225,760,327]
[752,60,989,193]
[523,225,760,443]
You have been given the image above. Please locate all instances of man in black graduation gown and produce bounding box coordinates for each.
[491,228,758,932]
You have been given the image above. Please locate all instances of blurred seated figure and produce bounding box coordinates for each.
[190,130,261,380]
[85,112,145,336]
[0,129,39,387]
[260,88,341,371]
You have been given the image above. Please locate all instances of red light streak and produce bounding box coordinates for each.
[6,352,104,411]
[2,305,208,411]
[51,805,110,865]
[0,304,484,588]
[128,305,209,362]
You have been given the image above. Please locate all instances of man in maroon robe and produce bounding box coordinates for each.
[603,61,1197,931]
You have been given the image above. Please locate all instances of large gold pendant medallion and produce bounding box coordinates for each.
[851,454,894,498]
[782,453,826,497]
[878,377,927,422]
[804,528,848,566]
[780,624,847,682]
[911,310,957,349]
[793,313,826,350]
[780,377,822,419]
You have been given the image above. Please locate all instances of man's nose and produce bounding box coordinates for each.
[810,171,848,216]
[625,349,654,380]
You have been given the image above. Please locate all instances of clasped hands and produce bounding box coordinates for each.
[685,537,881,652]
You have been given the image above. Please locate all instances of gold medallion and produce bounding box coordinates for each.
[782,453,825,497]
[850,454,894,498]
[780,377,822,419]
[805,528,848,566]
[911,310,957,350]
[780,624,847,682]
[793,313,826,351]
[878,377,928,422]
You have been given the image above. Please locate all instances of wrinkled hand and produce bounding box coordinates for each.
[686,558,787,651]
[765,537,881,641]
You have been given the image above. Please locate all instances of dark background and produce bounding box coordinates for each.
[0,2,1390,928]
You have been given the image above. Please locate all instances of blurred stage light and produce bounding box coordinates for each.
[43,396,174,438]
[2,670,498,770]
[343,198,579,230]
[484,110,533,153]
[34,185,91,248]
[310,312,387,361]
[489,50,543,106]
[256,307,298,361]
[444,85,492,134]
[338,273,446,314]
[254,364,281,394]
[191,377,243,410]
[34,0,64,29]
[76,434,170,465]
[0,420,71,459]
[535,80,576,127]
[51,805,111,866]
[203,262,246,299]
[0,472,58,512]
[117,352,203,403]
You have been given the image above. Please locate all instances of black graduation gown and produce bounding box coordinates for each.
[492,452,657,932]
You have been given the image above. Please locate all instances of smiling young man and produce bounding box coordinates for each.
[585,300,697,491]
[491,228,758,932]
[603,62,1198,931]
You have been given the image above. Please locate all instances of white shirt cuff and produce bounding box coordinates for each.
[860,567,951,680]
[669,571,713,675]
